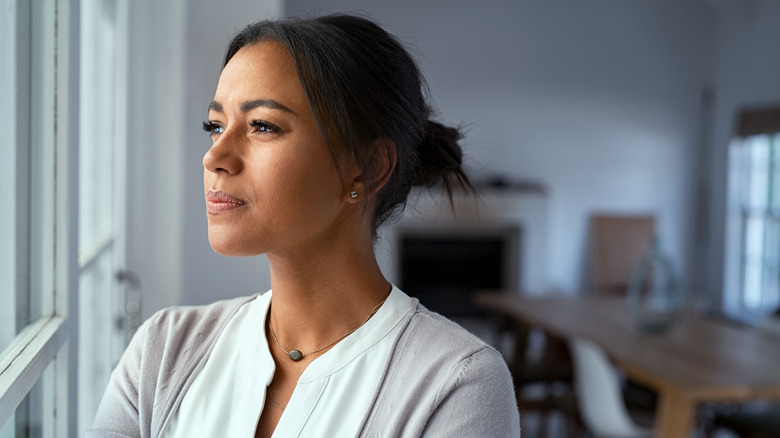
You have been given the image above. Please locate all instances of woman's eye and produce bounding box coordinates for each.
[202,121,224,136]
[249,120,281,134]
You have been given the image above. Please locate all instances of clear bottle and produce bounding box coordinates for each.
[626,237,684,335]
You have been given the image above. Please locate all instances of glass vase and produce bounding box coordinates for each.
[626,238,684,335]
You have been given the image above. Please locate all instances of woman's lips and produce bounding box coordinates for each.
[206,190,247,214]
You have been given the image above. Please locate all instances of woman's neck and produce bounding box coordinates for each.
[265,238,391,355]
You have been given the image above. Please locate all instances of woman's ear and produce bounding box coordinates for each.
[347,137,397,202]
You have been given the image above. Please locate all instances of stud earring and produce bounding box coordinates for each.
[350,191,358,199]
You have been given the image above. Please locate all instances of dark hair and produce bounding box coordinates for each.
[224,14,472,232]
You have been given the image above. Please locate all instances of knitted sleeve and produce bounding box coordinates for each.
[359,308,521,437]
[86,295,255,438]
[86,311,159,438]
[421,347,521,437]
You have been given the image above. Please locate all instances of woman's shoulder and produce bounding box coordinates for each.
[127,293,264,375]
[404,302,501,361]
[360,302,520,437]
[88,293,266,437]
[142,293,262,336]
[389,301,511,388]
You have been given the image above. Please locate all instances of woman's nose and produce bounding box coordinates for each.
[203,131,243,175]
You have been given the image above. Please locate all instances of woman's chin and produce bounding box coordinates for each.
[208,233,260,257]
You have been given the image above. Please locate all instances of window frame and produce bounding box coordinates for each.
[0,0,80,434]
[724,106,780,318]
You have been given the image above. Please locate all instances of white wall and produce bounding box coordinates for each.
[287,0,711,294]
[126,0,187,318]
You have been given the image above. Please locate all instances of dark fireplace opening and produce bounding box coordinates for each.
[398,226,520,319]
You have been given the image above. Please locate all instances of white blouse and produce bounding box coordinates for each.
[163,286,414,438]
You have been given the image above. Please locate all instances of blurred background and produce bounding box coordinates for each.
[2,0,780,436]
[149,0,779,315]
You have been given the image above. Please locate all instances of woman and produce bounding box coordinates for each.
[90,14,520,438]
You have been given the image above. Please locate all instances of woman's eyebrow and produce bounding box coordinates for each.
[241,99,296,114]
[207,99,296,115]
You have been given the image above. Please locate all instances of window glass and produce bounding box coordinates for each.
[0,0,56,354]
[1,0,130,433]
[1,0,65,433]
[0,0,30,355]
[729,133,780,314]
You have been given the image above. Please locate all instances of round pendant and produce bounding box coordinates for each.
[289,350,303,361]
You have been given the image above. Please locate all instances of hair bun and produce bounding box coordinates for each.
[412,121,467,189]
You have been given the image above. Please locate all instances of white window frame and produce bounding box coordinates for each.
[0,0,80,434]
[724,116,780,318]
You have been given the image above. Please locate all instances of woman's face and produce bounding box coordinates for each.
[203,41,357,257]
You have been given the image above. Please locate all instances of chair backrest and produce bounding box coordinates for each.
[589,214,656,295]
[569,337,653,438]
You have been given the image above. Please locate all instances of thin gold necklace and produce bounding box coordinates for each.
[267,296,388,362]
[268,387,285,411]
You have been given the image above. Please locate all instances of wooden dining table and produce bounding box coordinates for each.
[474,292,780,438]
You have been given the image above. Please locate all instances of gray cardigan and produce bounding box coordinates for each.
[88,294,521,437]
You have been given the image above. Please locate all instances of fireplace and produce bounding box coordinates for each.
[397,225,520,318]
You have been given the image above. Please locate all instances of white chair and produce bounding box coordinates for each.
[568,337,654,438]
